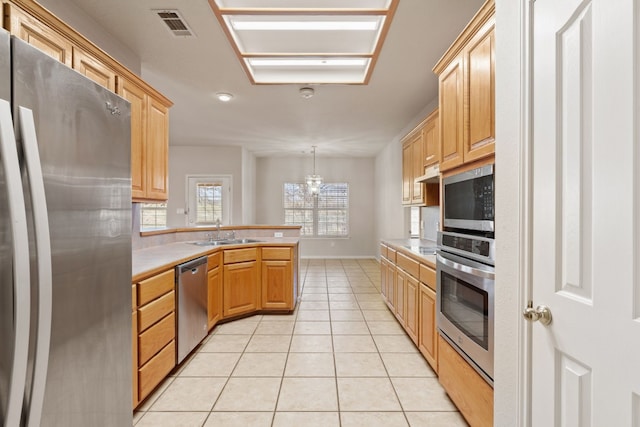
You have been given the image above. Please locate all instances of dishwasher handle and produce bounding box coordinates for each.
[177,256,208,275]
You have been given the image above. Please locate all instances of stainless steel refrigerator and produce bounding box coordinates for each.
[0,31,132,426]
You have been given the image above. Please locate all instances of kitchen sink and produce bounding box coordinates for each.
[189,238,263,246]
[190,240,230,246]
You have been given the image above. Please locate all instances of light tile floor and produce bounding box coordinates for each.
[134,259,468,427]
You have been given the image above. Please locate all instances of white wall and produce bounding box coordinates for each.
[494,0,525,425]
[37,0,141,74]
[167,146,244,227]
[241,148,256,224]
[373,100,439,257]
[255,156,376,258]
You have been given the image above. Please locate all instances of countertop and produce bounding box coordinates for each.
[381,238,437,268]
[132,237,300,283]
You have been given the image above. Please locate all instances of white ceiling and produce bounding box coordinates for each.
[68,0,485,157]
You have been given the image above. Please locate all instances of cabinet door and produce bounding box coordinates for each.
[465,21,495,162]
[5,3,73,66]
[411,134,425,204]
[72,47,116,91]
[439,56,465,171]
[386,262,396,310]
[132,311,138,408]
[405,274,419,344]
[423,110,440,168]
[145,96,169,201]
[401,141,412,204]
[223,261,258,317]
[395,268,406,324]
[418,283,438,372]
[207,266,222,329]
[261,260,293,310]
[117,77,147,200]
[380,257,388,302]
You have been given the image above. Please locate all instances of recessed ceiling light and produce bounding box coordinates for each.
[230,20,380,31]
[299,87,315,99]
[216,92,234,102]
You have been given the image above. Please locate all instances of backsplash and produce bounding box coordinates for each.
[422,206,440,241]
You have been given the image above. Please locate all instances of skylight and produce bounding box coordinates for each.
[208,0,399,84]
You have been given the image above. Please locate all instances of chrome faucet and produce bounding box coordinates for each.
[215,218,222,240]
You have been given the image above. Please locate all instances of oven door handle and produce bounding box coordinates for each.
[437,253,495,280]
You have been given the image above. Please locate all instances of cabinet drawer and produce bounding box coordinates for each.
[387,248,397,263]
[262,247,292,260]
[137,269,174,306]
[224,247,258,264]
[138,340,176,402]
[380,244,388,259]
[132,284,137,311]
[138,312,175,366]
[208,251,221,270]
[138,291,175,332]
[420,264,437,291]
[397,252,419,279]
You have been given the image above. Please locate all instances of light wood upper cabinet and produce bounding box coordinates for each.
[145,97,169,201]
[401,109,440,207]
[434,0,495,172]
[4,0,172,202]
[465,21,495,162]
[72,47,116,92]
[117,78,146,199]
[438,57,465,171]
[5,3,72,66]
[401,141,413,204]
[117,77,170,202]
[423,109,439,168]
[411,133,424,204]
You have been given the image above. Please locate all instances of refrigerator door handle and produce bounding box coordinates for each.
[0,99,30,426]
[18,106,52,427]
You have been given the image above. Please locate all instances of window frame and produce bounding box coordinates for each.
[283,182,349,238]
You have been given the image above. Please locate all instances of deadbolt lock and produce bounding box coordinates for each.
[522,301,552,325]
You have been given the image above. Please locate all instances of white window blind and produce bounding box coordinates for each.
[284,182,349,237]
[196,182,222,224]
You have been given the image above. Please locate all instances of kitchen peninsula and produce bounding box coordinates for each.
[131,225,300,407]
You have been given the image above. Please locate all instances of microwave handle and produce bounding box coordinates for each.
[436,253,495,280]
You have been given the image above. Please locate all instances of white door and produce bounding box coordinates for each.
[531,0,640,425]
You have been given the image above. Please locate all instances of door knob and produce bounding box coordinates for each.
[522,302,552,325]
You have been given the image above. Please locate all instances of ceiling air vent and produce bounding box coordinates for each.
[154,9,195,37]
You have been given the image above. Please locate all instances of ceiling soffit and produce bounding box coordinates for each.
[207,0,399,84]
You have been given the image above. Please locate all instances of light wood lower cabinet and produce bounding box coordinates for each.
[404,274,419,345]
[133,269,176,406]
[439,336,493,427]
[418,283,438,372]
[207,266,222,330]
[381,244,438,370]
[131,285,138,408]
[223,260,258,317]
[394,268,407,324]
[262,257,293,310]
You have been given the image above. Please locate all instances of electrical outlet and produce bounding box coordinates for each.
[274,232,283,238]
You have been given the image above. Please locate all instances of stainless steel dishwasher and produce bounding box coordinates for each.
[176,256,208,363]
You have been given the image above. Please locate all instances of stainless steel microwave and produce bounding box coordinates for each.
[442,164,494,233]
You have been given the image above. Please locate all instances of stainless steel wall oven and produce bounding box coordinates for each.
[437,230,495,385]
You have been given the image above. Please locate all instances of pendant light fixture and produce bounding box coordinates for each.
[306,146,323,196]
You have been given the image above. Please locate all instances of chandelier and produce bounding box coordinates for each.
[305,146,323,196]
